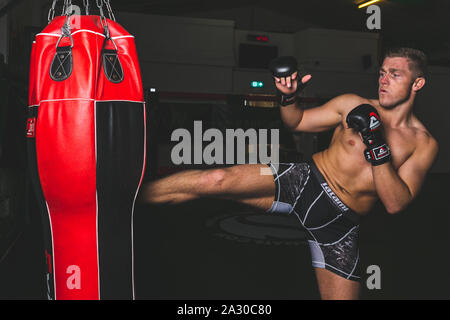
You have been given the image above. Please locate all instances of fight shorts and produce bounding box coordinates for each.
[267,161,361,281]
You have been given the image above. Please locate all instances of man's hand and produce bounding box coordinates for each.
[269,56,311,106]
[346,104,391,165]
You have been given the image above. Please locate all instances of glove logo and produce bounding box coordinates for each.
[373,145,390,160]
[369,112,380,131]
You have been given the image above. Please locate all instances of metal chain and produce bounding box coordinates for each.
[61,0,69,15]
[68,0,73,15]
[48,0,117,49]
[48,0,116,22]
[104,0,116,21]
[48,0,58,23]
[97,0,107,30]
[96,0,105,20]
[84,0,90,15]
[63,0,72,23]
[61,18,71,37]
[56,16,74,48]
[96,0,118,50]
[55,0,74,48]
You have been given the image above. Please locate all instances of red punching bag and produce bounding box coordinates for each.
[27,1,146,300]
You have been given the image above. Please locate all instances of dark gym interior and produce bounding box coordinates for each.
[0,0,449,300]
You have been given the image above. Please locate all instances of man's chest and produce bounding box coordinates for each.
[336,124,416,170]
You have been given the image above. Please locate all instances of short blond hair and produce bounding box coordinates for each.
[384,47,428,79]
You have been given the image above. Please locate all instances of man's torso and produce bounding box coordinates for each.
[312,98,430,214]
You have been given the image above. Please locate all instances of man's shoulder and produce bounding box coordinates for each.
[407,122,439,163]
[414,127,438,153]
[331,93,373,113]
[410,116,438,145]
[335,93,370,104]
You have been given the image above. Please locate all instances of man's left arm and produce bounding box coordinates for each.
[372,134,439,214]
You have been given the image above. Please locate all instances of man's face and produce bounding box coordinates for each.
[378,57,415,108]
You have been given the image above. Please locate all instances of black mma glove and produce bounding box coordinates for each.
[268,56,306,107]
[346,104,391,166]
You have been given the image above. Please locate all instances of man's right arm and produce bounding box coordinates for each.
[270,56,365,133]
[280,93,365,133]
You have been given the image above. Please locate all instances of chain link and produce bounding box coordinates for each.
[104,0,116,21]
[55,0,74,48]
[83,0,90,15]
[62,0,68,15]
[97,0,107,29]
[96,0,118,50]
[47,0,57,23]
[47,0,117,50]
[48,0,116,22]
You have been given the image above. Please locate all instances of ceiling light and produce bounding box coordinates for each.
[358,0,382,9]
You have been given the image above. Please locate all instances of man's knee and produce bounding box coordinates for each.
[198,168,233,193]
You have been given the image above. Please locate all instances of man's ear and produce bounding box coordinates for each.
[413,77,426,92]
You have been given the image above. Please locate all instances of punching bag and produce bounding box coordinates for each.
[27,1,146,300]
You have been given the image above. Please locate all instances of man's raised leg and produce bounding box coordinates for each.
[138,164,275,211]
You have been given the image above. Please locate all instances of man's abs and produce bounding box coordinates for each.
[312,125,379,215]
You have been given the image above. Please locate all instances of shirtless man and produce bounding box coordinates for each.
[138,47,438,300]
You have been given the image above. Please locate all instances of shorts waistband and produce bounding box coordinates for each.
[308,160,360,225]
